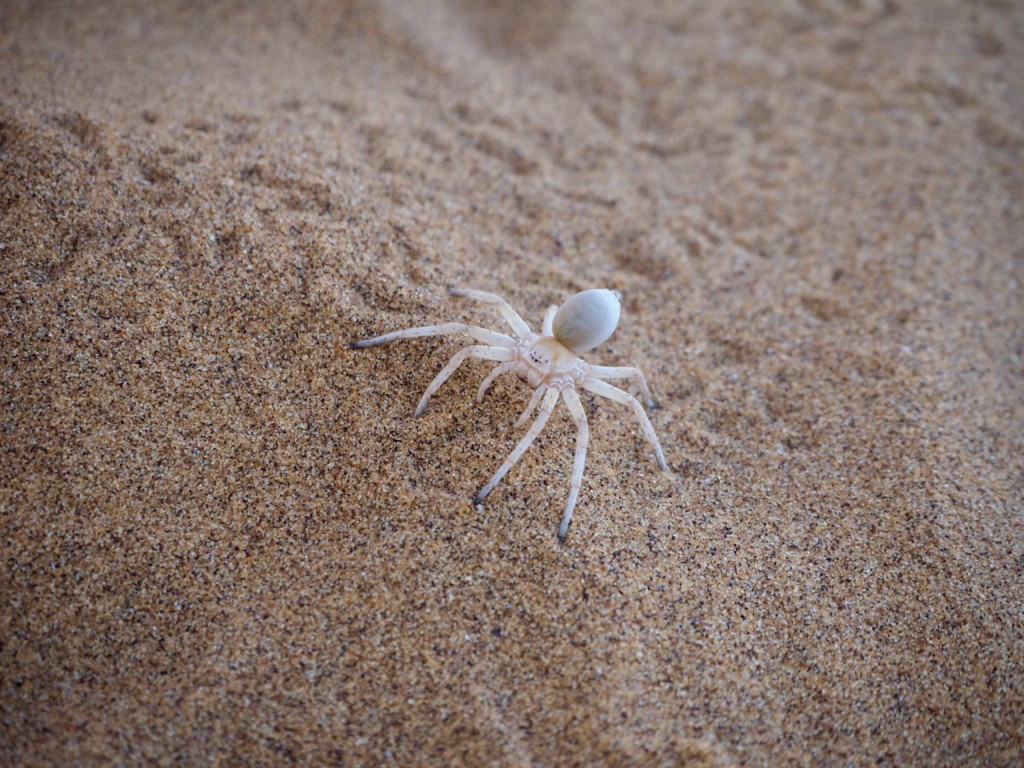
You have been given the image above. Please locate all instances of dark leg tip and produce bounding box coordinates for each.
[472,496,484,507]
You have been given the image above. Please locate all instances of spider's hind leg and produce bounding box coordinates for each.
[542,305,557,337]
[350,322,515,350]
[587,364,657,408]
[449,288,534,339]
[582,378,669,471]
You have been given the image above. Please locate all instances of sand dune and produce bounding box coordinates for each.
[2,1,1022,764]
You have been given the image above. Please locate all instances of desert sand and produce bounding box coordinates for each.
[2,1,1022,765]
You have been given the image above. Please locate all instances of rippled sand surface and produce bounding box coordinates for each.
[2,2,1021,764]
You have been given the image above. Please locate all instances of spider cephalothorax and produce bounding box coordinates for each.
[351,288,669,540]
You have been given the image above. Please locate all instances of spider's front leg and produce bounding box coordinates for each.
[474,388,560,505]
[559,388,590,541]
[415,345,512,416]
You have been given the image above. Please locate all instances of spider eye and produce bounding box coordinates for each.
[552,289,622,353]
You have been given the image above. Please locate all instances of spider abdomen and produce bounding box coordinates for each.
[552,289,622,353]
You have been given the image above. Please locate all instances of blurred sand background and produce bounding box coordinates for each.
[2,0,1022,765]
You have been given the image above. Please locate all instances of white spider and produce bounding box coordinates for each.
[350,288,670,540]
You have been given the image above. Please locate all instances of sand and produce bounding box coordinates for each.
[2,1,1022,765]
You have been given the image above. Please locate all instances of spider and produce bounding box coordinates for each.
[350,287,670,540]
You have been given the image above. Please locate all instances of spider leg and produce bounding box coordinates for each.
[449,288,534,339]
[513,385,547,428]
[541,305,557,337]
[559,388,590,541]
[416,346,513,416]
[477,361,516,403]
[582,378,669,471]
[474,388,560,504]
[587,364,656,408]
[350,322,515,350]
